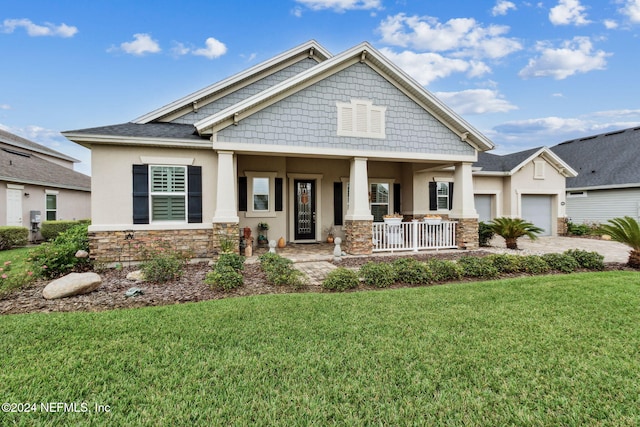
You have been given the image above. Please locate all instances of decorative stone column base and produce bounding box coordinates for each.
[557,217,568,236]
[453,218,479,250]
[343,219,373,255]
[212,222,240,255]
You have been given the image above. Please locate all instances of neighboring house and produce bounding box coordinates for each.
[0,129,91,241]
[472,147,577,235]
[550,126,640,224]
[63,40,505,262]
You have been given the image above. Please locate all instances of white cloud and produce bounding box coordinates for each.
[518,36,610,80]
[0,104,10,110]
[434,89,517,115]
[492,0,517,16]
[604,19,619,29]
[295,0,381,12]
[379,47,489,85]
[549,0,591,26]
[1,18,78,37]
[192,37,227,59]
[170,42,190,57]
[292,7,304,17]
[115,33,161,56]
[619,0,640,23]
[378,13,522,60]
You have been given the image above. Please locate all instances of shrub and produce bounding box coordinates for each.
[567,221,590,236]
[359,262,395,288]
[0,261,35,296]
[457,256,499,279]
[426,258,463,282]
[322,267,359,291]
[205,265,243,291]
[486,254,522,274]
[392,257,432,285]
[28,223,90,279]
[138,243,189,283]
[214,253,245,272]
[0,226,28,250]
[541,253,580,273]
[564,249,605,271]
[519,255,550,275]
[40,220,88,241]
[259,253,306,289]
[488,217,544,250]
[478,222,495,247]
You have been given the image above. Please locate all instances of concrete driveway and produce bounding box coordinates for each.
[487,236,631,263]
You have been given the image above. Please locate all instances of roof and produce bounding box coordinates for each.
[0,145,90,191]
[550,126,640,189]
[64,122,205,141]
[475,146,577,177]
[0,128,79,163]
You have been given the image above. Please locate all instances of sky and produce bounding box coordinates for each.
[2,0,640,176]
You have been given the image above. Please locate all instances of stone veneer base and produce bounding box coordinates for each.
[212,222,240,256]
[343,219,373,255]
[453,218,479,250]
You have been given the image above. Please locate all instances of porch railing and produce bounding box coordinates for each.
[372,220,457,252]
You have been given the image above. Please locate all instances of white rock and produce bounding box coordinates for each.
[126,270,145,282]
[75,250,89,258]
[43,272,102,300]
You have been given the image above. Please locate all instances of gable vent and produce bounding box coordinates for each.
[336,99,386,139]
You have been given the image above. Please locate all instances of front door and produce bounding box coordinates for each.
[294,179,316,240]
[6,188,23,226]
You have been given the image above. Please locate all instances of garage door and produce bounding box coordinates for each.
[474,195,492,223]
[521,195,552,236]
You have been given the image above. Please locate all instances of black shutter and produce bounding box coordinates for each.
[448,182,454,210]
[333,182,343,226]
[238,177,247,212]
[187,166,202,223]
[428,181,437,211]
[132,164,149,224]
[275,178,283,212]
[393,183,401,214]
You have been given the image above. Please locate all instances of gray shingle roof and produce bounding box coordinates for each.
[550,126,640,189]
[63,122,207,141]
[0,145,90,191]
[475,147,542,172]
[0,128,78,162]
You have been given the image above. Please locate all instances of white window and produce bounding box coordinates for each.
[567,191,587,198]
[150,165,186,221]
[253,177,269,211]
[370,182,389,222]
[46,193,57,221]
[437,182,449,210]
[336,99,386,139]
[245,172,277,217]
[534,160,545,179]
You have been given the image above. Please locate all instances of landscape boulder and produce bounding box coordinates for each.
[42,272,102,300]
[126,270,145,282]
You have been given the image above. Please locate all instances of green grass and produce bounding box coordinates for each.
[1,271,640,425]
[0,247,33,294]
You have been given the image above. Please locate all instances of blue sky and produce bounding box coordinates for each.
[2,0,640,175]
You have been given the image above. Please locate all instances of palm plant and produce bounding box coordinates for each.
[599,216,640,268]
[488,217,544,250]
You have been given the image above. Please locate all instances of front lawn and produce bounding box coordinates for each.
[1,271,639,425]
[0,247,33,295]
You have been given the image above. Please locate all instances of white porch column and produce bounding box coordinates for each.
[213,150,239,223]
[450,162,478,219]
[345,157,373,221]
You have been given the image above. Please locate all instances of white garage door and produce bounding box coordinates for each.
[521,195,552,236]
[474,195,492,223]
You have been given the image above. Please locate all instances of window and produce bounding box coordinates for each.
[370,183,389,222]
[436,182,449,210]
[336,99,386,139]
[253,177,269,211]
[567,191,587,198]
[243,172,278,217]
[150,166,186,221]
[46,194,57,220]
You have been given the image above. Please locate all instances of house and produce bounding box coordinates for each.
[65,40,571,262]
[472,147,577,235]
[0,129,91,241]
[550,126,640,224]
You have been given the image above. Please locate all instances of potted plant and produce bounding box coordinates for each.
[383,213,403,225]
[325,225,335,243]
[423,214,442,225]
[257,222,269,246]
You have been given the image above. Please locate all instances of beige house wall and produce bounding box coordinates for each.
[473,176,504,218]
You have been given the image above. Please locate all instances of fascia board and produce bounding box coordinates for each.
[509,147,578,178]
[133,40,332,124]
[0,175,90,192]
[566,182,640,191]
[62,132,213,149]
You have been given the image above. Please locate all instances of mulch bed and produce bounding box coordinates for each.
[0,250,629,316]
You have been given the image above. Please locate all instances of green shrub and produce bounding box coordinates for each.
[40,220,88,241]
[259,253,306,289]
[392,257,432,285]
[567,221,590,236]
[215,253,245,272]
[359,262,395,288]
[0,261,34,295]
[486,253,522,273]
[519,255,550,275]
[322,267,359,291]
[564,249,605,271]
[478,222,495,247]
[541,253,580,273]
[28,224,90,279]
[457,256,499,279]
[426,258,463,282]
[138,243,189,283]
[0,226,28,250]
[205,265,243,291]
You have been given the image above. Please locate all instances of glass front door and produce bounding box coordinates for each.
[294,179,316,240]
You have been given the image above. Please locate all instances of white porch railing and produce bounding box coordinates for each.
[372,220,458,252]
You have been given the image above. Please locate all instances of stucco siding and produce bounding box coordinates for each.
[171,58,319,125]
[566,187,640,224]
[217,62,473,156]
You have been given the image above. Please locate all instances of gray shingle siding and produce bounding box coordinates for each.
[566,188,640,223]
[172,58,320,125]
[217,63,474,156]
